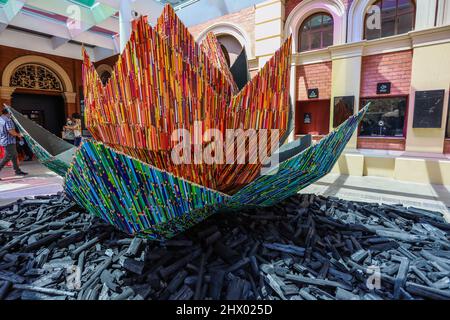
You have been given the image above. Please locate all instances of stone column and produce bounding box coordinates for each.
[63,91,78,117]
[329,44,364,150]
[404,27,450,154]
[254,0,286,68]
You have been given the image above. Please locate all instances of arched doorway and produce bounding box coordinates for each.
[9,63,66,136]
[1,55,76,138]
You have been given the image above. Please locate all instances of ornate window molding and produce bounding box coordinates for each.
[284,0,346,53]
[10,64,63,91]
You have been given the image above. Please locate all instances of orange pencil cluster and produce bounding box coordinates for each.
[82,4,291,193]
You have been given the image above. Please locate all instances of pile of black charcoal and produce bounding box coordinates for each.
[0,192,449,300]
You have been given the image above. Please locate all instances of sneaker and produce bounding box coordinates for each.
[15,170,28,176]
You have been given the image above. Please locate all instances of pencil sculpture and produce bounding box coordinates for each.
[8,5,368,240]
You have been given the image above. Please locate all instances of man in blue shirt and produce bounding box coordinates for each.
[0,109,28,180]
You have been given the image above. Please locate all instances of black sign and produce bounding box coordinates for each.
[303,113,311,124]
[307,88,319,99]
[377,82,391,94]
[413,90,445,128]
[333,96,355,127]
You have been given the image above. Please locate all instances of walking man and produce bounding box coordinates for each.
[0,109,28,180]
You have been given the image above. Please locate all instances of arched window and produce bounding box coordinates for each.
[298,13,333,52]
[365,0,415,40]
[10,64,63,91]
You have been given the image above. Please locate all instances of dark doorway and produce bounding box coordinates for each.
[11,92,65,137]
[295,100,330,135]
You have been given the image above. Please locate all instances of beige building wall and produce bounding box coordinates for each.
[254,0,286,68]
[405,38,450,153]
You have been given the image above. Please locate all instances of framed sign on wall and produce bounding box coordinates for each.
[333,96,355,127]
[377,82,391,94]
[412,90,445,128]
[307,88,319,99]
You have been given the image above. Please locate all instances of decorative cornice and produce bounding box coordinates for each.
[410,24,450,48]
[291,26,450,65]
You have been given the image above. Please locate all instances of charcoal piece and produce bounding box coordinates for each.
[226,277,245,300]
[23,231,65,251]
[111,287,134,300]
[393,257,410,299]
[0,270,25,284]
[87,284,102,300]
[169,285,194,300]
[405,282,450,299]
[57,231,84,248]
[209,270,225,300]
[121,258,145,275]
[0,220,13,230]
[164,240,193,247]
[32,270,63,287]
[21,290,66,300]
[350,249,368,263]
[197,226,219,239]
[264,274,286,300]
[165,270,188,295]
[81,257,112,291]
[205,231,222,245]
[328,268,353,283]
[285,273,352,290]
[42,257,74,270]
[71,237,100,258]
[281,284,299,296]
[159,249,201,279]
[262,243,305,256]
[194,254,207,300]
[336,288,359,300]
[227,257,250,273]
[298,288,316,300]
[317,260,330,279]
[125,238,143,257]
[100,270,118,291]
[213,243,240,265]
[0,281,12,299]
[13,284,76,297]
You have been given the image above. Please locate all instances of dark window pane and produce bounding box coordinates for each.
[364,0,415,40]
[360,98,407,137]
[298,13,333,52]
[322,14,333,26]
[323,29,333,47]
[310,32,321,49]
[398,12,414,34]
[309,15,323,29]
[366,26,381,40]
[398,0,414,13]
[382,15,396,37]
[300,35,309,51]
[382,0,397,13]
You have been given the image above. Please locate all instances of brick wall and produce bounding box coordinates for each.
[188,6,255,58]
[0,44,82,114]
[296,62,332,100]
[360,50,413,97]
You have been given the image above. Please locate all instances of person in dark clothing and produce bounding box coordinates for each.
[0,109,28,180]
